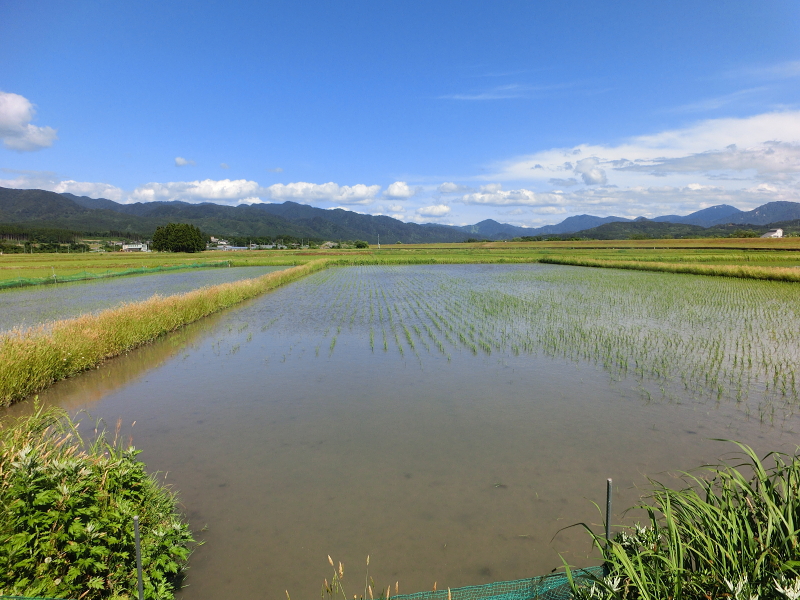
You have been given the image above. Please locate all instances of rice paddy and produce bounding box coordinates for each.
[4,260,800,599]
[265,264,800,417]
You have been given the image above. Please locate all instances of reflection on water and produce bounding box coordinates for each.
[0,265,287,331]
[7,264,800,600]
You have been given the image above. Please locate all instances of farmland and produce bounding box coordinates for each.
[3,245,800,599]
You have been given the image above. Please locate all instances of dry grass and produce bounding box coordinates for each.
[0,259,328,405]
[539,256,800,282]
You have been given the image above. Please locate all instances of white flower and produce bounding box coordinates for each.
[775,577,800,600]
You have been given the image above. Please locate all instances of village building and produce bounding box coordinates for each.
[761,228,784,238]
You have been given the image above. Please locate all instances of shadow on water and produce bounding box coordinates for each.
[3,264,800,600]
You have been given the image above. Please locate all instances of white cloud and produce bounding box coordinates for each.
[384,181,416,199]
[265,182,381,205]
[438,182,472,194]
[53,180,124,201]
[131,179,262,205]
[0,91,57,151]
[417,204,451,216]
[573,157,607,185]
[493,111,800,184]
[0,170,123,201]
[387,203,405,212]
[459,184,566,208]
[267,167,284,173]
[175,157,195,167]
[220,162,230,169]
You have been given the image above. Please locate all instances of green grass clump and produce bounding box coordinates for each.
[571,443,800,600]
[0,404,194,599]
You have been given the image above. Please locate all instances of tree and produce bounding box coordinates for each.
[151,223,206,252]
[353,240,369,248]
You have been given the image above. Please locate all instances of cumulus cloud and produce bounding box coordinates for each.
[459,184,566,208]
[53,180,125,201]
[0,91,57,151]
[220,163,230,169]
[438,182,473,194]
[417,204,451,217]
[548,177,579,187]
[573,157,607,185]
[0,169,124,201]
[131,179,262,205]
[265,182,381,205]
[384,181,416,199]
[614,141,800,181]
[175,157,195,167]
[493,111,800,185]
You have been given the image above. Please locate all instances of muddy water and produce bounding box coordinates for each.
[0,265,287,331]
[7,264,800,600]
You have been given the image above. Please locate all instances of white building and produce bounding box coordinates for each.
[761,228,783,238]
[122,243,149,252]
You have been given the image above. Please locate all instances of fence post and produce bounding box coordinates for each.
[605,479,612,546]
[134,515,144,600]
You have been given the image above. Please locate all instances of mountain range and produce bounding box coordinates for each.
[1,186,799,243]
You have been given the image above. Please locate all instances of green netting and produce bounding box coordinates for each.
[389,567,605,600]
[0,260,232,290]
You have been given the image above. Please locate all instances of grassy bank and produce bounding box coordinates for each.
[0,404,193,599]
[0,259,328,406]
[0,259,233,290]
[540,255,800,282]
[572,443,800,600]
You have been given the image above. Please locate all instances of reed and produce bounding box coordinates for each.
[0,259,328,406]
[539,256,800,283]
[570,442,800,600]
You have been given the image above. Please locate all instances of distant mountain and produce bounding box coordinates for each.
[0,187,471,243]
[714,201,800,226]
[652,204,742,227]
[4,186,800,243]
[536,214,631,235]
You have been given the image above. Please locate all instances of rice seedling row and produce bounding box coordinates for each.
[261,264,800,418]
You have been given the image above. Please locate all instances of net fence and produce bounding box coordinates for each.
[389,567,605,600]
[0,261,232,290]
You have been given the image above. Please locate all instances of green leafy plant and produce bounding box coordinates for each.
[0,404,195,599]
[569,442,800,600]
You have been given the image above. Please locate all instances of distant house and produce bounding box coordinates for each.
[761,229,784,238]
[122,243,149,252]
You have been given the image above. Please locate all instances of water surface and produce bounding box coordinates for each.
[0,265,287,331]
[7,264,800,600]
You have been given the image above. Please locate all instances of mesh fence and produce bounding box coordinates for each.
[389,567,605,600]
[0,567,603,600]
[0,260,232,290]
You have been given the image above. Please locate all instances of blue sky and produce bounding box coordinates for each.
[1,1,799,228]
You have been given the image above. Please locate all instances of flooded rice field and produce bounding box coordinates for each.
[5,263,800,599]
[0,265,287,331]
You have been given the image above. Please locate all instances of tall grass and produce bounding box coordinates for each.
[540,256,800,283]
[0,259,328,406]
[570,443,800,600]
[0,403,194,599]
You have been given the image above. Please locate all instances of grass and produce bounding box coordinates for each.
[540,256,800,282]
[0,259,328,406]
[569,442,800,600]
[0,403,194,599]
[3,237,800,285]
